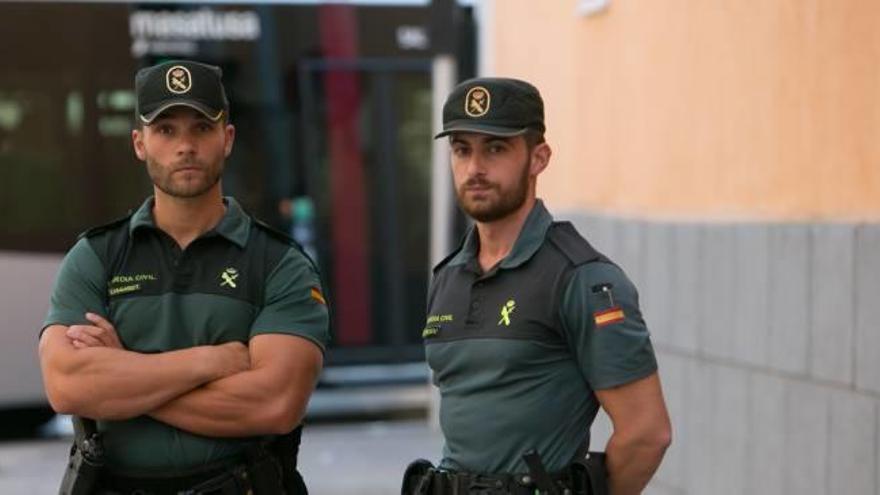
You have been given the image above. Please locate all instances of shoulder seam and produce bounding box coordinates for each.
[78,211,134,240]
[251,217,297,245]
[432,247,463,274]
[432,232,469,274]
[250,216,322,280]
[547,221,603,266]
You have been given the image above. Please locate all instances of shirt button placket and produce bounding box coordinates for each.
[469,280,484,321]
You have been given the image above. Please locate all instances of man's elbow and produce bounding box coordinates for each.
[262,397,307,435]
[44,380,92,417]
[42,363,83,415]
[640,421,672,459]
[45,386,78,415]
[40,331,82,413]
[652,423,672,455]
[44,377,128,420]
[614,421,672,458]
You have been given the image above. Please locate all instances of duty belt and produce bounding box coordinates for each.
[100,463,252,495]
[412,468,578,495]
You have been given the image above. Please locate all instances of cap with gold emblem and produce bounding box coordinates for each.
[135,60,229,124]
[435,77,545,138]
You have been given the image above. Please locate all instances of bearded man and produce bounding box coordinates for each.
[404,78,671,495]
[40,60,328,494]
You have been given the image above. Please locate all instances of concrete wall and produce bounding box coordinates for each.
[477,2,880,492]
[569,212,879,495]
[487,0,880,221]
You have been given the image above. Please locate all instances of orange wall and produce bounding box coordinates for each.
[489,0,880,220]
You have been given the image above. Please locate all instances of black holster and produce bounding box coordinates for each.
[59,416,104,495]
[246,425,308,495]
[401,458,435,495]
[570,452,608,495]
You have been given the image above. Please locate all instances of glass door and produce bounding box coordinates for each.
[298,58,433,364]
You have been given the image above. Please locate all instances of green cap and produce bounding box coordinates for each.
[135,60,229,124]
[435,77,545,138]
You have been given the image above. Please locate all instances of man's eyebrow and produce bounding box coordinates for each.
[450,135,511,145]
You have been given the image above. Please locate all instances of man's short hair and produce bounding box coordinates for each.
[523,128,545,151]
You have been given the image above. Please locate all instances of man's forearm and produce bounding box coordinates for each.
[150,334,322,438]
[150,368,311,437]
[39,326,245,420]
[604,432,669,495]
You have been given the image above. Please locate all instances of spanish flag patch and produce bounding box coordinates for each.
[310,287,326,305]
[594,307,624,327]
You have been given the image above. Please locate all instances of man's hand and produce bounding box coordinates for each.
[66,313,123,349]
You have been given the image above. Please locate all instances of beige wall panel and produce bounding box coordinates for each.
[489,0,880,220]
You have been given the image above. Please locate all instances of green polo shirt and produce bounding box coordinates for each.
[43,197,329,474]
[424,200,657,474]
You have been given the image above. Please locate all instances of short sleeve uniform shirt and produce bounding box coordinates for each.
[424,200,657,474]
[43,197,330,473]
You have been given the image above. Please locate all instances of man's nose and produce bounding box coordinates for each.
[464,153,486,176]
[176,134,197,155]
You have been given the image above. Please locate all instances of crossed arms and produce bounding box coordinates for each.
[39,313,323,437]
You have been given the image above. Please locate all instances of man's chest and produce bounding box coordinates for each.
[105,237,263,350]
[423,262,568,345]
[106,236,263,302]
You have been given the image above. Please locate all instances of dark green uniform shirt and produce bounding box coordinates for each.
[424,200,657,474]
[43,197,330,474]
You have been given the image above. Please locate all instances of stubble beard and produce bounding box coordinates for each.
[146,156,223,199]
[457,158,531,223]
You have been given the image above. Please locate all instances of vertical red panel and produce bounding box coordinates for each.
[319,5,371,345]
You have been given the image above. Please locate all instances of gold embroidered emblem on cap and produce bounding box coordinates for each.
[166,66,193,94]
[464,86,490,117]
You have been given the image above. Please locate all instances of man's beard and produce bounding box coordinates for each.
[456,158,531,223]
[146,156,223,199]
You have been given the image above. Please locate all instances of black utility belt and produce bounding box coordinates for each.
[60,419,307,495]
[402,452,607,495]
[406,466,578,495]
[101,462,251,494]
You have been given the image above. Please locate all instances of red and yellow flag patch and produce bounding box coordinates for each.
[310,287,326,305]
[594,307,624,328]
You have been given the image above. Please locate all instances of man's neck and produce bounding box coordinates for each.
[152,188,226,249]
[474,197,536,273]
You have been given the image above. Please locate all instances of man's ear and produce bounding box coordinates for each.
[224,124,235,158]
[132,129,146,161]
[530,142,552,175]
